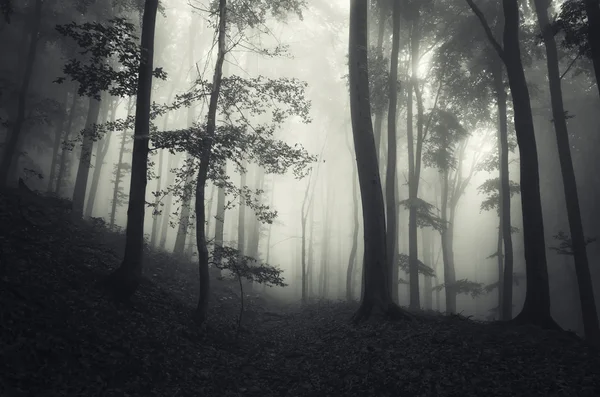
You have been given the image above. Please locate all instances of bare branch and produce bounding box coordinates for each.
[464,0,505,61]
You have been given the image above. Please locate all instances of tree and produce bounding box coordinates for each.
[584,0,600,97]
[385,0,401,303]
[466,0,559,329]
[0,0,42,187]
[102,0,159,299]
[532,0,600,343]
[348,0,412,323]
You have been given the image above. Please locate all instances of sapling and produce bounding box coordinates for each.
[211,245,287,337]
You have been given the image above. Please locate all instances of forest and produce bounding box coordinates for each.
[1,0,600,395]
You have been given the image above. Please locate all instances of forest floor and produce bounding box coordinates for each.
[1,186,600,397]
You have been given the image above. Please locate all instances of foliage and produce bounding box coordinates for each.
[368,46,389,115]
[149,74,316,223]
[475,134,518,173]
[484,272,525,293]
[209,0,307,27]
[549,230,597,256]
[477,177,521,212]
[211,245,287,288]
[397,253,436,277]
[399,197,447,232]
[55,18,167,99]
[432,279,485,299]
[554,0,591,59]
[423,109,469,171]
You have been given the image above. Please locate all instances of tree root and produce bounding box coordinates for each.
[510,310,562,331]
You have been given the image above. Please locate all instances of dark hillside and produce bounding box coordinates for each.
[1,188,599,397]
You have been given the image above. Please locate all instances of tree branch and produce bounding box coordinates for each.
[464,0,505,61]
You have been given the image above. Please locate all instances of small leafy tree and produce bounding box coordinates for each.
[212,245,286,335]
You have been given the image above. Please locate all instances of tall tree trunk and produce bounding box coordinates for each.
[386,0,401,304]
[236,162,247,257]
[48,86,70,192]
[173,159,193,255]
[71,97,101,217]
[195,0,227,323]
[440,169,456,313]
[501,0,554,327]
[584,0,600,99]
[84,97,114,218]
[150,115,170,247]
[213,166,226,260]
[372,1,387,157]
[246,167,263,260]
[349,0,412,323]
[0,0,42,187]
[158,152,179,248]
[407,10,423,309]
[347,149,359,302]
[300,171,312,304]
[56,92,81,196]
[422,227,432,310]
[205,183,216,236]
[467,0,558,328]
[103,0,159,299]
[109,96,134,228]
[534,0,600,342]
[490,57,514,321]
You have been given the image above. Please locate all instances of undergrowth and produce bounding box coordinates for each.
[1,187,599,396]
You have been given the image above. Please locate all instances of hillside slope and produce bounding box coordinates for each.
[1,187,599,397]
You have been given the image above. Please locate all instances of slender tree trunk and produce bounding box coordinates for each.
[84,97,114,218]
[468,0,558,327]
[501,0,555,327]
[150,114,169,247]
[349,0,412,323]
[109,97,134,228]
[307,197,316,298]
[0,0,42,187]
[56,92,80,196]
[386,0,401,303]
[534,0,600,342]
[213,167,226,260]
[347,151,359,302]
[48,87,70,192]
[372,1,387,157]
[159,152,179,248]
[205,183,216,236]
[71,97,101,217]
[246,167,263,261]
[195,0,227,323]
[490,58,514,320]
[236,163,247,257]
[300,172,312,304]
[584,0,600,99]
[103,0,159,299]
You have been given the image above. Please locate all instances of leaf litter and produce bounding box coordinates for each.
[1,188,599,396]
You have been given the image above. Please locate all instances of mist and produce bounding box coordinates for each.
[2,0,600,394]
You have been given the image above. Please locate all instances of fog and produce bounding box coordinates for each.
[2,0,600,337]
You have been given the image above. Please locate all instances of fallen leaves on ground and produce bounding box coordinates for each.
[1,188,599,396]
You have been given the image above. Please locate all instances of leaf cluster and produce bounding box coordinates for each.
[211,245,287,288]
[397,253,436,277]
[55,18,167,99]
[477,177,520,212]
[399,197,447,232]
[433,279,485,299]
[549,230,597,256]
[423,109,469,171]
